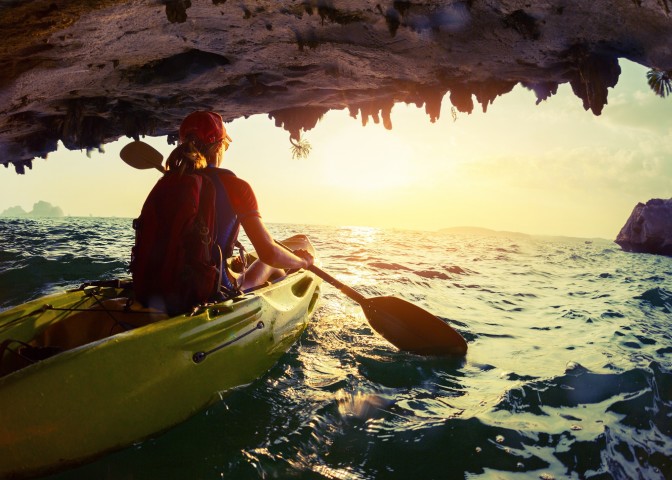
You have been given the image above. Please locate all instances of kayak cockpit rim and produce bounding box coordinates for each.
[0,266,314,379]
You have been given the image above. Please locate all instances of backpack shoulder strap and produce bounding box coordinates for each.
[195,172,227,298]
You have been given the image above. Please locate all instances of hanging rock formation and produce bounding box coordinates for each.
[0,0,671,174]
[615,199,672,256]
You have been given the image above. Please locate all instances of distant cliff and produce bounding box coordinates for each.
[0,201,64,217]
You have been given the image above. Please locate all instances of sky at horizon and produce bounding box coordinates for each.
[1,60,670,240]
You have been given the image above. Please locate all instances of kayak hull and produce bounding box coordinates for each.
[0,235,321,479]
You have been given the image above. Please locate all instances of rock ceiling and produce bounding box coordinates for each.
[1,0,671,174]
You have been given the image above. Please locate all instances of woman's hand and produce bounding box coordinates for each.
[293,249,314,269]
[229,256,246,273]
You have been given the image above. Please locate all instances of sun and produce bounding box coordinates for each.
[318,125,415,193]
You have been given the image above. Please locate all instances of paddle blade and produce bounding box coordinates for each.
[362,296,467,356]
[120,141,165,172]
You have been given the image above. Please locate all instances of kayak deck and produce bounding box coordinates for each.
[0,281,168,377]
[0,234,321,479]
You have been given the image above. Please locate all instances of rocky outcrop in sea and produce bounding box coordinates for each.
[615,198,672,256]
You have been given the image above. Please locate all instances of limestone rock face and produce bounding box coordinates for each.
[615,199,672,256]
[0,1,671,173]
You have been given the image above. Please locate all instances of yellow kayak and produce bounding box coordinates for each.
[0,234,321,479]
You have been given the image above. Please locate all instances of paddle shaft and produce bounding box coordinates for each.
[307,265,367,305]
[275,240,367,304]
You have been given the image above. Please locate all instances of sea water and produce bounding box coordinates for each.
[0,218,670,480]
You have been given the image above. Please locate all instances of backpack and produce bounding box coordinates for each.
[130,172,221,315]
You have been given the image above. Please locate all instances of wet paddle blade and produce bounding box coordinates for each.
[120,141,165,172]
[362,296,467,356]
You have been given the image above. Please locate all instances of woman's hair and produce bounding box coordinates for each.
[165,140,208,174]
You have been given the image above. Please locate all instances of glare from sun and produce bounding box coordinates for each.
[319,126,414,192]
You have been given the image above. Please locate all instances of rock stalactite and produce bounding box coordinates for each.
[0,0,671,173]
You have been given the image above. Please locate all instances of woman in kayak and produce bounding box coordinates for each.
[177,110,314,292]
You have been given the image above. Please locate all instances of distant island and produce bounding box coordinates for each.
[0,201,64,217]
[439,226,530,238]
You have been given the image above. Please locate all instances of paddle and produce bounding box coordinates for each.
[120,140,165,173]
[304,263,467,356]
[120,140,468,356]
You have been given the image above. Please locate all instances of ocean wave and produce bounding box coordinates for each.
[444,265,471,274]
[0,255,128,308]
[413,269,451,280]
[635,288,672,312]
[492,362,671,478]
[367,262,412,271]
